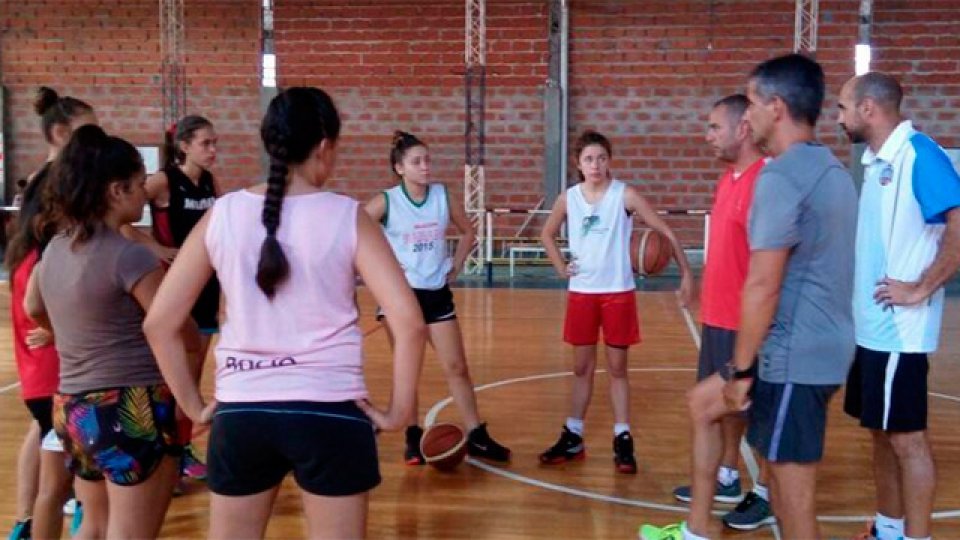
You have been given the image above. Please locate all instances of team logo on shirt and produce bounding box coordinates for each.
[184,197,216,210]
[581,215,600,236]
[879,163,894,186]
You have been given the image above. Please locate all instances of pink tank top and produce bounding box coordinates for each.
[205,190,366,403]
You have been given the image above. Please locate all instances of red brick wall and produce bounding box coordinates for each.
[0,0,261,194]
[4,1,960,245]
[872,0,960,147]
[272,0,861,243]
[274,0,549,223]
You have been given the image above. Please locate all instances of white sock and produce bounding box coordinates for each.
[681,522,709,540]
[903,537,930,540]
[874,513,904,540]
[753,483,769,501]
[717,466,739,486]
[613,423,630,436]
[565,417,584,436]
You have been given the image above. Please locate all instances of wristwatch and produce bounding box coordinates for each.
[728,362,757,380]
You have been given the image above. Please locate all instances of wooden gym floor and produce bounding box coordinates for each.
[1,286,959,539]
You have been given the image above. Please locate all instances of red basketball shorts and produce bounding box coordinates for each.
[563,290,641,347]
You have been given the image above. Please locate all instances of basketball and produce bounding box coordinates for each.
[420,423,467,472]
[630,229,673,276]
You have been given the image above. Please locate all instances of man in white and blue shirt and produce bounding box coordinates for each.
[838,72,960,540]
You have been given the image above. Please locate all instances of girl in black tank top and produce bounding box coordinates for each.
[148,116,221,332]
[143,115,221,484]
[154,163,217,246]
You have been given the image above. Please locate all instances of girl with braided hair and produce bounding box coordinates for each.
[144,87,425,539]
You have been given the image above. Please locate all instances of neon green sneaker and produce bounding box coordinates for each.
[638,522,685,540]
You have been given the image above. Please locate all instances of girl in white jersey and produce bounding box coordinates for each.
[365,131,511,465]
[539,131,694,474]
[143,88,426,539]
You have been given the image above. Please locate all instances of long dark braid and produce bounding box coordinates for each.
[255,156,290,297]
[255,87,341,298]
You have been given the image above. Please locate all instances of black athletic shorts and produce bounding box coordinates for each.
[25,396,54,441]
[207,400,381,497]
[697,325,736,381]
[844,346,928,432]
[377,284,457,325]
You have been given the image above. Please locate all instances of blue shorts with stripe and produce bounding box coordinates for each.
[747,380,839,463]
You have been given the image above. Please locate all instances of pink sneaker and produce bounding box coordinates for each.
[181,444,207,480]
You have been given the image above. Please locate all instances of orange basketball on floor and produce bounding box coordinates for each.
[420,423,467,471]
[630,229,673,276]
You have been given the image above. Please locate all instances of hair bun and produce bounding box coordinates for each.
[33,86,60,115]
[392,130,410,145]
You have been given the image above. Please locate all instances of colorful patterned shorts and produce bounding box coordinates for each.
[53,384,182,485]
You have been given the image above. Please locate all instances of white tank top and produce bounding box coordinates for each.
[382,183,452,290]
[566,179,635,293]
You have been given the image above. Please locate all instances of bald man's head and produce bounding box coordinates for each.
[837,72,904,144]
[853,72,903,114]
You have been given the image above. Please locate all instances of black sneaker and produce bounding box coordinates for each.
[613,431,637,474]
[722,492,776,530]
[404,425,425,466]
[466,423,511,462]
[539,426,586,464]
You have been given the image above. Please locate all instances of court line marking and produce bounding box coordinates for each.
[465,454,735,517]
[0,381,21,395]
[930,392,960,404]
[425,368,697,428]
[678,302,701,350]
[425,367,960,524]
[426,366,737,518]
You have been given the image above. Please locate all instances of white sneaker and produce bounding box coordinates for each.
[63,497,78,515]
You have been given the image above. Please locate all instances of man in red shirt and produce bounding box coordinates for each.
[641,94,770,540]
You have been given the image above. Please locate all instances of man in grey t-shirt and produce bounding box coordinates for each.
[749,144,857,385]
[721,54,857,540]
